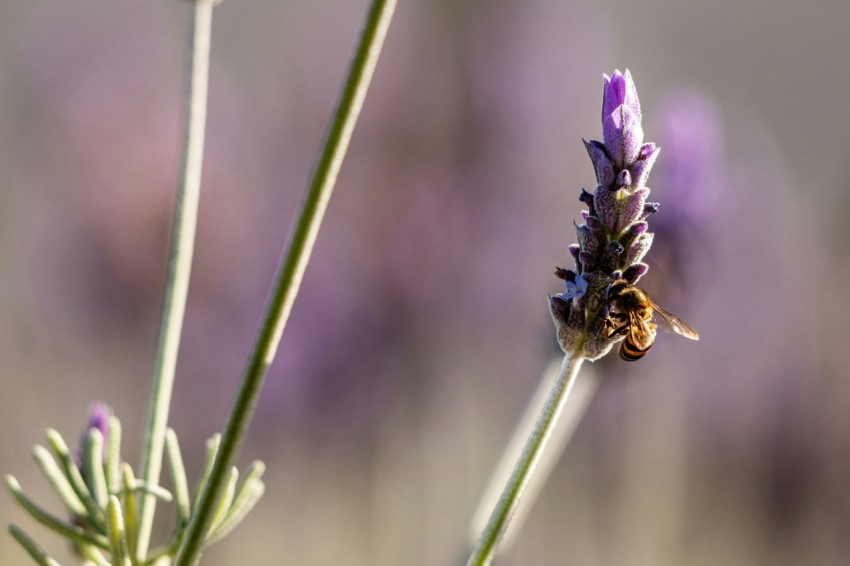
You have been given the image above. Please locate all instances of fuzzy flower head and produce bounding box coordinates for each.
[551,69,662,360]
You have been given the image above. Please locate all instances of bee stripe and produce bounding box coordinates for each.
[620,339,651,361]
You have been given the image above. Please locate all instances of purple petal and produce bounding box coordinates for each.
[622,69,642,121]
[602,72,624,122]
[642,202,660,217]
[602,70,641,124]
[616,169,632,189]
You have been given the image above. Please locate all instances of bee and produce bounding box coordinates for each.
[604,280,699,361]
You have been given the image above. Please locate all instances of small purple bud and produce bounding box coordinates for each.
[629,143,660,189]
[580,210,589,221]
[602,70,644,169]
[579,188,595,207]
[618,221,649,249]
[583,139,616,188]
[602,69,642,124]
[625,232,654,265]
[643,202,660,216]
[568,244,580,260]
[578,251,595,269]
[622,262,649,284]
[616,169,632,188]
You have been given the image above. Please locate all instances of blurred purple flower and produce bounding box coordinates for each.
[651,89,724,230]
[647,89,726,303]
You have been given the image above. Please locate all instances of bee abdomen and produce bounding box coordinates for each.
[619,339,651,361]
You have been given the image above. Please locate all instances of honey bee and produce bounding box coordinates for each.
[604,280,699,361]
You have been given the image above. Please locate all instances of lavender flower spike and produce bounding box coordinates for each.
[551,69,663,360]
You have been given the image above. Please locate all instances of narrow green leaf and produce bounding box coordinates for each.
[5,475,109,550]
[8,524,62,566]
[205,480,265,545]
[120,465,139,564]
[165,429,191,524]
[32,444,86,517]
[192,434,220,510]
[113,483,173,503]
[79,546,109,566]
[85,429,109,510]
[106,416,123,495]
[106,495,130,566]
[45,429,104,530]
[206,461,265,544]
[206,467,237,538]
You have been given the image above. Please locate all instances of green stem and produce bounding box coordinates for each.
[137,0,216,558]
[173,0,397,563]
[465,353,585,566]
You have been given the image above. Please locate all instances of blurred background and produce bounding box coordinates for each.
[0,0,846,564]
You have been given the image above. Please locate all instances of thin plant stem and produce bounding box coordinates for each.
[137,0,216,558]
[468,359,599,551]
[466,352,586,566]
[173,0,397,563]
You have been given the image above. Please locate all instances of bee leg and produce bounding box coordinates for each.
[604,319,630,339]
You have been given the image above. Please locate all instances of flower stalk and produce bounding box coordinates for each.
[173,0,398,563]
[466,353,585,566]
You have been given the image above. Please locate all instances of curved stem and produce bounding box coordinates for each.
[466,353,586,566]
[137,0,216,558]
[173,1,398,564]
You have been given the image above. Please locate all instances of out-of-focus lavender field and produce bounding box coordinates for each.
[0,1,847,564]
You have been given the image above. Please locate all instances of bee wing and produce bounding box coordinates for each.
[628,311,656,350]
[650,302,700,340]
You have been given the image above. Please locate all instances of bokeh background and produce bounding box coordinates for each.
[0,0,847,564]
